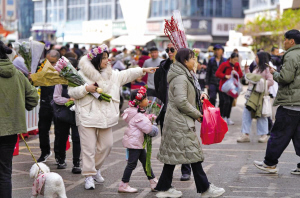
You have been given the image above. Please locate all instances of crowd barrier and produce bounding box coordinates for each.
[13,102,40,156]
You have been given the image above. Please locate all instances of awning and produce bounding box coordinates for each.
[186,35,213,42]
[110,35,156,46]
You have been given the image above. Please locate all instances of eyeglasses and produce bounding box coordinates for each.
[166,47,175,53]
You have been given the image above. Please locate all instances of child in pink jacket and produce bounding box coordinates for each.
[118,86,159,193]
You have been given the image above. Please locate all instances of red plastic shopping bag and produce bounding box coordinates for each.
[66,136,70,151]
[200,99,228,145]
[13,136,20,156]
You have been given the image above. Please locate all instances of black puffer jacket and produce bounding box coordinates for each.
[154,58,172,107]
[205,56,227,85]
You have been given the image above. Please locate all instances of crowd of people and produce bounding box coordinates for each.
[1,29,300,198]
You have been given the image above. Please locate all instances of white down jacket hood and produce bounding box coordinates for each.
[68,55,144,128]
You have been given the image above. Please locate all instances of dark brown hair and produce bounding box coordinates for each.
[175,48,194,67]
[257,52,270,73]
[91,51,109,71]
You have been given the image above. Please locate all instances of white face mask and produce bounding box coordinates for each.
[209,52,214,56]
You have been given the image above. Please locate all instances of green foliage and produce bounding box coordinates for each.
[238,9,300,51]
[65,100,74,107]
[143,134,152,177]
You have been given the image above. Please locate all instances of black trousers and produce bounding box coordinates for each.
[155,162,210,193]
[0,134,18,198]
[219,92,234,118]
[199,79,205,91]
[122,149,155,183]
[264,106,300,166]
[208,84,222,107]
[147,88,157,97]
[56,119,81,165]
[38,105,59,156]
[159,114,192,175]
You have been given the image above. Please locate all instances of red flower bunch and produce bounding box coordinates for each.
[135,86,147,101]
[129,86,148,108]
[138,86,147,94]
[128,100,136,107]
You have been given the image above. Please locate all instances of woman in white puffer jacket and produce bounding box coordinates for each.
[68,44,157,190]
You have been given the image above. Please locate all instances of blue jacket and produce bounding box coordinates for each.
[205,56,227,85]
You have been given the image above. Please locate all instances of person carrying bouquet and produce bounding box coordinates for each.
[155,48,225,198]
[118,87,159,193]
[215,52,243,125]
[68,44,158,190]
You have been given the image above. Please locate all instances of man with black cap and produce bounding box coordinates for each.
[205,44,227,107]
[143,46,163,96]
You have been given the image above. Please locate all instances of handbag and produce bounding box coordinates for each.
[221,71,243,98]
[262,80,272,117]
[51,100,76,125]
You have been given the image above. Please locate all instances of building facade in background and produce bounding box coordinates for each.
[244,0,279,23]
[18,0,34,39]
[0,0,18,42]
[32,0,249,50]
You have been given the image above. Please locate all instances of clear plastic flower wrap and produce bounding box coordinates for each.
[164,10,188,50]
[13,40,45,74]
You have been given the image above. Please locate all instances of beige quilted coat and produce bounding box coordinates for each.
[157,61,204,165]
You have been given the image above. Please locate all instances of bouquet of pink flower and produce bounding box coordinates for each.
[54,56,86,87]
[54,56,112,102]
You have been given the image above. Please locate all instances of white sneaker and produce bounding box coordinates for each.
[85,176,95,190]
[156,187,183,198]
[93,169,105,183]
[253,160,278,173]
[258,135,269,143]
[291,168,300,175]
[237,134,250,143]
[227,118,234,125]
[201,184,225,197]
[223,117,228,124]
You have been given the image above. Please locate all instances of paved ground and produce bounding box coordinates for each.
[12,92,300,198]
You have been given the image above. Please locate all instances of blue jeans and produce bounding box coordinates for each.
[208,84,221,107]
[264,106,300,166]
[241,107,268,135]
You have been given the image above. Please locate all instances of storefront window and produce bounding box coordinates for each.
[150,0,178,17]
[224,0,232,17]
[116,0,123,19]
[215,0,223,16]
[204,0,213,17]
[149,0,236,18]
[68,0,85,21]
[34,1,43,23]
[89,0,112,20]
[46,0,64,22]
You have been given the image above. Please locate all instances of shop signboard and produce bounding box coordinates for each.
[212,18,244,36]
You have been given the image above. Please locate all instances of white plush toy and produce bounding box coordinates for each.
[30,163,67,198]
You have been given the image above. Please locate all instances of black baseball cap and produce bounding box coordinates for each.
[213,44,224,51]
[149,46,158,52]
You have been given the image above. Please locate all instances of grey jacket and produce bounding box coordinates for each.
[157,61,204,165]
